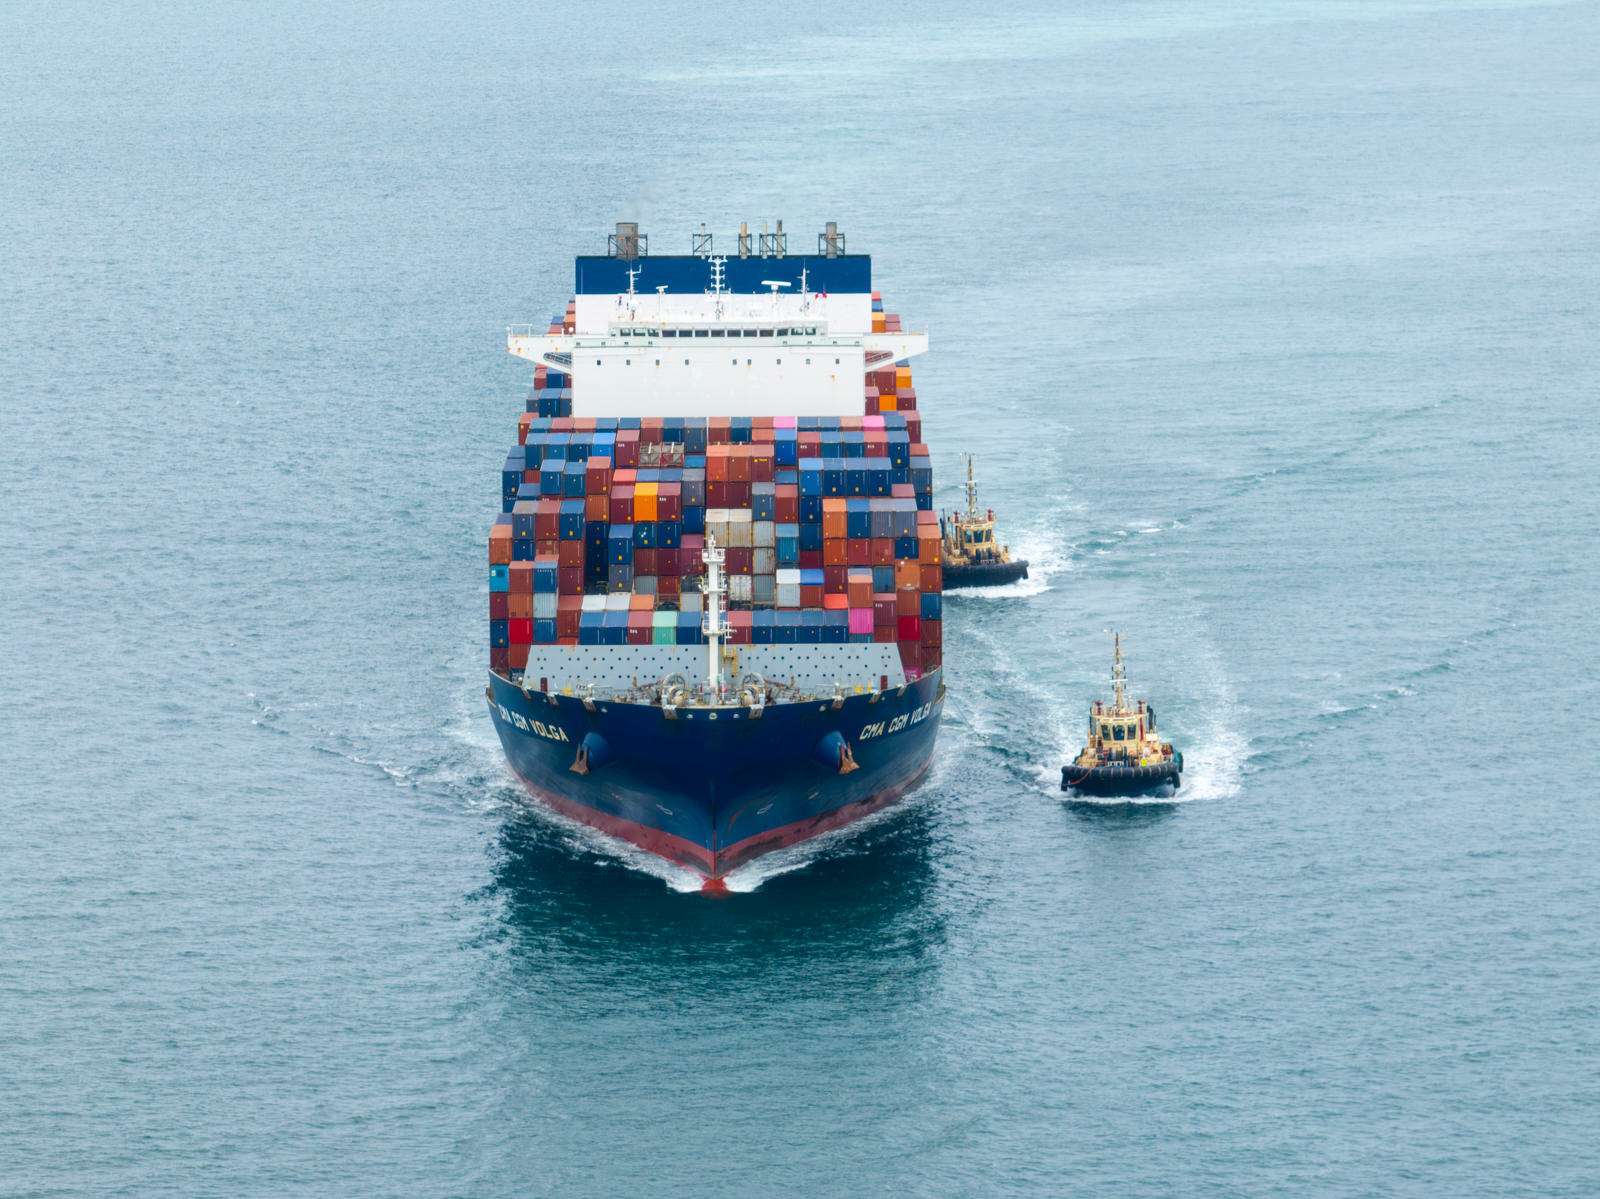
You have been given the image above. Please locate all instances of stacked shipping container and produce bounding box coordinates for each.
[490,297,939,690]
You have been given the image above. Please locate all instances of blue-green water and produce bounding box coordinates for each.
[5,2,1599,1194]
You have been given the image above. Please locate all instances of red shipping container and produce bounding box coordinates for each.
[705,447,729,482]
[823,593,848,611]
[614,467,637,485]
[847,539,871,567]
[823,564,848,592]
[508,594,532,619]
[535,500,559,541]
[726,547,753,574]
[801,584,824,608]
[509,643,530,670]
[658,552,681,578]
[898,615,921,641]
[728,449,751,484]
[536,538,560,560]
[873,625,896,643]
[898,641,921,671]
[749,452,773,483]
[609,491,633,524]
[634,548,658,574]
[491,647,510,673]
[658,486,682,521]
[490,593,509,619]
[490,526,513,565]
[627,624,651,646]
[920,564,941,592]
[558,607,580,639]
[871,539,894,567]
[775,491,799,523]
[509,561,534,593]
[726,481,752,508]
[658,575,680,598]
[823,540,848,567]
[585,494,608,522]
[508,619,533,645]
[896,590,920,616]
[586,458,612,495]
[798,434,821,457]
[614,440,639,469]
[921,619,942,648]
[799,549,823,570]
[558,565,582,593]
[558,540,583,568]
[707,481,729,507]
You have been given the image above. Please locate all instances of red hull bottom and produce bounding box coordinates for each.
[508,759,934,886]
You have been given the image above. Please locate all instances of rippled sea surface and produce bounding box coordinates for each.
[5,1,1599,1194]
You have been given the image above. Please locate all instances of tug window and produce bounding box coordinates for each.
[1113,725,1125,740]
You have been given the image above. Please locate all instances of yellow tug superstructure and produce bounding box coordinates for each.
[1062,633,1182,796]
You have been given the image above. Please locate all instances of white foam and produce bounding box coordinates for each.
[718,788,933,893]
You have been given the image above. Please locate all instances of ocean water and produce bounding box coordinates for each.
[4,1,1599,1194]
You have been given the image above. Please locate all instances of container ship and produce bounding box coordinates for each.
[485,222,944,891]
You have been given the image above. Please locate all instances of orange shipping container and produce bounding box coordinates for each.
[634,483,658,521]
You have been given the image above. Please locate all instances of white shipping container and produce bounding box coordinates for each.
[752,521,775,548]
[533,594,558,618]
[727,575,753,602]
[775,568,802,585]
[581,594,606,612]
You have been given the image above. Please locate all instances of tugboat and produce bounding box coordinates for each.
[941,455,1029,589]
[1061,633,1182,797]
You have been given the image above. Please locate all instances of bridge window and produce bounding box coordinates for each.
[694,329,709,338]
[759,329,774,337]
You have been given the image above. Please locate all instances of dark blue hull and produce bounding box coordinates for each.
[487,670,943,881]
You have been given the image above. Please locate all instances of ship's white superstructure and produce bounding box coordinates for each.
[508,224,927,418]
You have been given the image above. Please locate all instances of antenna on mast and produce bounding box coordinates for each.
[702,536,727,699]
[965,454,979,520]
[1112,632,1127,711]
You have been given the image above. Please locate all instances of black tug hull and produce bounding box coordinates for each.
[1061,760,1182,797]
[943,559,1030,589]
